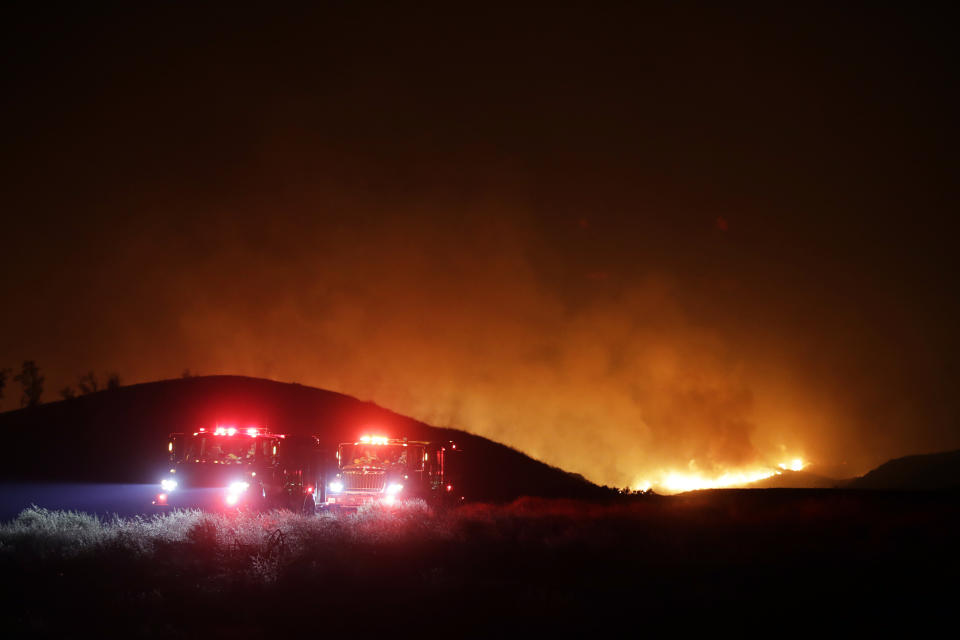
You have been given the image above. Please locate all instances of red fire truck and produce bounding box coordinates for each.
[322,434,462,511]
[154,425,321,512]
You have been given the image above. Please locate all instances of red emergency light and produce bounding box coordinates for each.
[206,425,267,437]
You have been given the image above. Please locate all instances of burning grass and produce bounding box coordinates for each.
[1,492,957,635]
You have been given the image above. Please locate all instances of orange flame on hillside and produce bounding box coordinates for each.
[636,458,807,494]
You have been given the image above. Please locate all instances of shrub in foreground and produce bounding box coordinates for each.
[0,493,957,636]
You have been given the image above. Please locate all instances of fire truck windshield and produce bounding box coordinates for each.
[340,444,411,468]
[183,436,261,464]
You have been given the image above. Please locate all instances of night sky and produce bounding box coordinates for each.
[2,4,957,488]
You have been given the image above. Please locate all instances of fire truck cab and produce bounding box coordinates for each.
[323,435,461,510]
[154,426,320,513]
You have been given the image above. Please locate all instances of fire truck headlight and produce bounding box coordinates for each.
[386,483,403,495]
[160,478,178,492]
[329,480,344,493]
[228,481,250,494]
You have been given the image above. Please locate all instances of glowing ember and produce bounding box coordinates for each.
[636,457,807,494]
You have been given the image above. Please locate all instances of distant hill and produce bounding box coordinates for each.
[0,376,608,501]
[749,452,960,491]
[846,450,960,490]
[747,468,847,489]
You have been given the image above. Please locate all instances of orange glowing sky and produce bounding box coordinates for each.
[1,4,958,488]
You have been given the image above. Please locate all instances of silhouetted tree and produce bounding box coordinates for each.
[78,371,99,395]
[60,386,76,400]
[182,369,193,378]
[106,372,121,390]
[0,367,10,404]
[13,360,44,407]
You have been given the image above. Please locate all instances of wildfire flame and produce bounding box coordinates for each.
[778,458,805,472]
[636,458,806,494]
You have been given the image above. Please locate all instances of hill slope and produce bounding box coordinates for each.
[0,376,607,501]
[846,449,960,490]
[746,468,846,489]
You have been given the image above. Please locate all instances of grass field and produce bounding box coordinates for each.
[1,490,957,636]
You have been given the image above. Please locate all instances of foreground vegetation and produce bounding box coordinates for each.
[1,491,957,636]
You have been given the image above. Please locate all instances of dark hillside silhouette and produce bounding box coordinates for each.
[0,375,607,501]
[847,449,960,490]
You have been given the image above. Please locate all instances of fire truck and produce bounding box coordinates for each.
[322,435,462,510]
[153,426,321,513]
